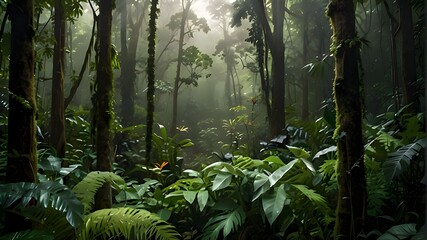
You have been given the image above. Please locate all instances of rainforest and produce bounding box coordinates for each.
[0,0,425,239]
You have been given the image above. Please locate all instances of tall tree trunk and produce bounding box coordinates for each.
[6,0,37,232]
[327,0,367,238]
[51,0,66,159]
[146,0,160,163]
[95,0,114,210]
[254,0,285,137]
[270,0,285,137]
[171,0,192,135]
[301,6,309,121]
[397,0,418,112]
[120,1,148,127]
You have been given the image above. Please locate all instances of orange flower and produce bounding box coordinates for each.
[155,161,168,170]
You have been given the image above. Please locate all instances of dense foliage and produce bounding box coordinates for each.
[0,0,425,239]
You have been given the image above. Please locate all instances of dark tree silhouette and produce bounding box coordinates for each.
[51,0,66,159]
[94,0,114,210]
[6,0,37,232]
[327,0,367,238]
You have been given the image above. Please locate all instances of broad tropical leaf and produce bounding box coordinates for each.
[201,207,246,240]
[0,182,84,228]
[287,145,310,159]
[72,171,126,214]
[253,160,298,201]
[197,190,209,211]
[80,207,180,240]
[378,223,417,240]
[212,172,233,191]
[262,184,287,225]
[383,138,425,182]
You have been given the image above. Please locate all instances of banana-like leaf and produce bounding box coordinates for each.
[201,206,246,240]
[262,184,287,225]
[79,207,180,240]
[383,138,425,182]
[0,182,84,228]
[72,171,126,214]
[287,145,310,159]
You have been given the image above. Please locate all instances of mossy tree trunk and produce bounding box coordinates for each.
[327,0,367,238]
[94,0,114,210]
[145,0,160,163]
[6,0,37,232]
[51,0,66,159]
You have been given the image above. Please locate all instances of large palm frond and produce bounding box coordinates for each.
[79,207,181,240]
[72,171,126,214]
[0,181,84,228]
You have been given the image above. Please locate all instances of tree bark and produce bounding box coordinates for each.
[327,0,367,238]
[301,4,309,120]
[254,0,285,137]
[120,1,148,127]
[397,0,418,112]
[146,0,160,163]
[6,0,37,232]
[95,0,114,210]
[51,0,66,158]
[171,0,192,135]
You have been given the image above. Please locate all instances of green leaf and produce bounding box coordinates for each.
[197,190,209,211]
[253,173,270,201]
[81,208,180,240]
[292,184,328,211]
[0,229,54,240]
[201,207,245,240]
[263,155,284,165]
[72,171,126,214]
[183,191,197,204]
[268,159,298,187]
[384,139,425,182]
[377,223,417,240]
[0,182,84,228]
[212,172,233,191]
[312,146,337,160]
[262,184,287,225]
[286,145,310,159]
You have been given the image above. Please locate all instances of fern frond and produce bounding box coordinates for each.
[72,171,126,214]
[383,138,426,182]
[291,184,329,212]
[79,207,180,240]
[201,206,246,240]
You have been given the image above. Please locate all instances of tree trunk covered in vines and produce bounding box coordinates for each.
[327,0,367,238]
[95,0,114,210]
[51,0,66,159]
[6,0,37,232]
[146,0,159,163]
